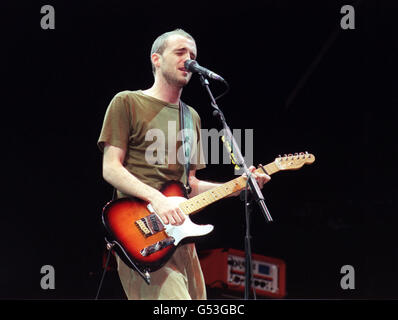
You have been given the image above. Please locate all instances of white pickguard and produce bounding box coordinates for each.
[148,196,214,246]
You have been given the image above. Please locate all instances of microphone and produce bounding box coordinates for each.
[184,60,226,82]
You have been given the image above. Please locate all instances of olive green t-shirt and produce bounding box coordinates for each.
[98,90,206,196]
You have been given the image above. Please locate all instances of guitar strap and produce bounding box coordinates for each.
[179,100,194,195]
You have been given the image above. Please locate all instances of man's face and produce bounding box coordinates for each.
[155,34,197,88]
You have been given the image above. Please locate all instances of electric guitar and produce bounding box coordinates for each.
[102,152,315,278]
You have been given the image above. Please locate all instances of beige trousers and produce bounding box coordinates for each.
[116,243,207,300]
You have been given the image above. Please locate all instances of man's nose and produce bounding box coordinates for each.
[183,53,192,62]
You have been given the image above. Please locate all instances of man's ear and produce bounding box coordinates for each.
[151,53,161,70]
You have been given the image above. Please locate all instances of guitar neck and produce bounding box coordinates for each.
[179,162,279,216]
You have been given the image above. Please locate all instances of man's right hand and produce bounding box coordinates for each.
[149,194,186,226]
[103,143,186,226]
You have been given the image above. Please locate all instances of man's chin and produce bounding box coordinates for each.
[178,73,192,85]
[181,78,191,87]
[174,77,191,88]
[163,72,191,88]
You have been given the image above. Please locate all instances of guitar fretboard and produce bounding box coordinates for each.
[179,162,279,215]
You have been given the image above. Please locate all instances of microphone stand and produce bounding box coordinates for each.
[198,74,273,300]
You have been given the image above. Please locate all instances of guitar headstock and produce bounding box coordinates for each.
[275,152,315,171]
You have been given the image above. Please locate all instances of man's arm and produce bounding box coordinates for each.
[102,143,186,225]
[187,170,220,198]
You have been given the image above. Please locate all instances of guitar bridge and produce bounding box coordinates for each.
[140,237,175,257]
[135,219,151,237]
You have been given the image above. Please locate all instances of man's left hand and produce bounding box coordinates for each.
[247,165,271,189]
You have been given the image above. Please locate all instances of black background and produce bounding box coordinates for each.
[1,0,397,299]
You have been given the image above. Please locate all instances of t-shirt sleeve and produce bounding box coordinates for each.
[97,94,131,153]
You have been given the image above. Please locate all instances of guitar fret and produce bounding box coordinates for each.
[262,163,278,175]
[179,154,315,216]
[183,179,239,215]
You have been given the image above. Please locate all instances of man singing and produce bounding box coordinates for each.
[98,29,270,299]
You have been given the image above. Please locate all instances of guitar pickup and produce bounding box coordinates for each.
[135,213,165,237]
[140,237,175,257]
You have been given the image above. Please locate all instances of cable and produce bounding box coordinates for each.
[214,80,230,101]
[95,243,114,300]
